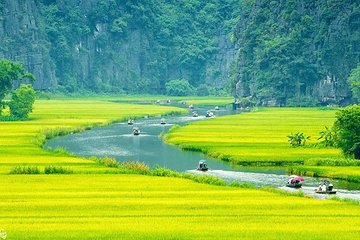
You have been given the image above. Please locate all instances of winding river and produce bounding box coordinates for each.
[46,103,360,201]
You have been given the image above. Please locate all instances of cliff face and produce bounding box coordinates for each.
[233,0,360,106]
[0,0,238,93]
[0,0,56,90]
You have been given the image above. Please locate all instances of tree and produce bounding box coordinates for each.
[333,105,360,159]
[165,79,194,96]
[8,84,36,119]
[287,132,311,147]
[349,64,360,102]
[0,59,34,115]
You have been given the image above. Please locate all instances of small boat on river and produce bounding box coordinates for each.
[128,119,134,125]
[215,106,220,110]
[206,111,214,117]
[315,179,336,194]
[160,118,166,125]
[192,111,198,117]
[286,175,303,188]
[197,160,208,171]
[132,127,140,135]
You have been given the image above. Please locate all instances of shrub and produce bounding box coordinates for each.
[10,166,40,174]
[317,126,336,147]
[333,105,360,159]
[165,79,194,96]
[101,157,120,168]
[8,84,36,119]
[44,166,73,174]
[287,132,311,147]
[122,161,150,173]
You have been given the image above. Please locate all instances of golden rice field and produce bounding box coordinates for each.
[1,174,360,240]
[1,98,360,239]
[0,99,186,174]
[165,107,341,164]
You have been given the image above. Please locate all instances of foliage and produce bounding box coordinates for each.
[0,59,34,115]
[318,126,336,147]
[333,104,360,159]
[287,132,311,147]
[234,0,360,106]
[44,166,73,174]
[8,84,36,119]
[9,166,40,174]
[165,79,194,96]
[349,64,360,102]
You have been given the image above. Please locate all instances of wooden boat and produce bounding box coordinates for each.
[315,190,337,194]
[132,127,140,135]
[286,182,302,188]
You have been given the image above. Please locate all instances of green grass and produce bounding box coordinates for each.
[1,174,359,240]
[165,107,341,165]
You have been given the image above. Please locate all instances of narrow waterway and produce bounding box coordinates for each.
[46,103,360,201]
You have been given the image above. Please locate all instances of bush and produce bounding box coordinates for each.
[196,84,210,96]
[287,132,311,147]
[165,79,194,96]
[100,157,120,168]
[10,166,40,174]
[333,105,360,159]
[122,161,150,173]
[8,84,36,119]
[44,166,73,174]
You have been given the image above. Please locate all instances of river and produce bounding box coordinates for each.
[45,103,360,201]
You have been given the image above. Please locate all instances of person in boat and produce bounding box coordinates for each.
[128,119,134,125]
[160,118,166,124]
[192,111,198,117]
[188,104,194,109]
[132,127,140,135]
[197,160,208,171]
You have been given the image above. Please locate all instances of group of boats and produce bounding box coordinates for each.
[286,175,337,194]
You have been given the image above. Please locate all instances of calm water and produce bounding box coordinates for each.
[46,104,360,200]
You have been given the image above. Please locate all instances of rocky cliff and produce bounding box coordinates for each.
[233,0,360,106]
[0,0,238,93]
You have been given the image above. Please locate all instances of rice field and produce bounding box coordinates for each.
[165,107,341,165]
[0,174,359,240]
[1,99,360,239]
[0,99,186,174]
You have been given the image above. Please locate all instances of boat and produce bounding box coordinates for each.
[160,118,166,125]
[188,104,194,109]
[197,160,208,171]
[127,119,134,125]
[132,127,140,135]
[206,111,214,117]
[314,190,337,194]
[286,182,302,188]
[315,179,336,194]
[215,106,220,110]
[192,111,198,117]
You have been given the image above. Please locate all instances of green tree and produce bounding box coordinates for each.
[349,64,360,102]
[0,59,34,114]
[333,105,360,159]
[287,132,311,147]
[9,84,36,119]
[165,79,194,96]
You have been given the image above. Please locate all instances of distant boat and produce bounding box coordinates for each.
[132,127,140,135]
[127,119,134,125]
[160,118,166,125]
[315,179,336,194]
[188,104,194,109]
[197,160,208,171]
[215,106,220,110]
[192,111,198,117]
[286,182,302,188]
[206,111,214,117]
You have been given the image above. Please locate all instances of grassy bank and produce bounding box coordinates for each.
[0,99,186,174]
[165,107,341,165]
[1,174,359,239]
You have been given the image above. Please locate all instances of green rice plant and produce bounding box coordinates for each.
[229,181,256,189]
[9,166,40,174]
[44,166,73,174]
[150,167,181,177]
[305,157,360,166]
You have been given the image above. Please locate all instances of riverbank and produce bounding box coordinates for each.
[164,107,360,182]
